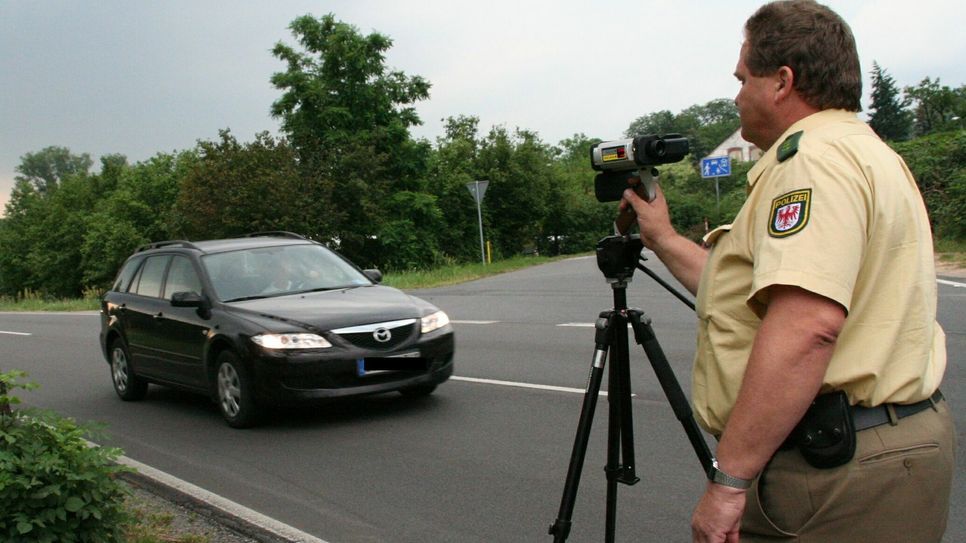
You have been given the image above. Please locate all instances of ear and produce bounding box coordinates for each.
[775,66,794,101]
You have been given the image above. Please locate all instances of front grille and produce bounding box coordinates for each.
[331,318,418,351]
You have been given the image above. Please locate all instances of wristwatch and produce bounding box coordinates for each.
[707,459,753,489]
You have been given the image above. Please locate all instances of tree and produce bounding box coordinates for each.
[892,130,966,239]
[683,99,742,160]
[14,146,93,195]
[0,147,99,296]
[541,133,613,255]
[868,62,912,141]
[373,191,445,269]
[625,99,740,163]
[0,181,41,294]
[476,127,553,257]
[270,14,431,264]
[625,110,679,139]
[171,130,307,240]
[80,151,197,291]
[905,77,966,136]
[425,116,487,262]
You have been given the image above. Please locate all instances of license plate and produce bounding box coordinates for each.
[357,351,422,375]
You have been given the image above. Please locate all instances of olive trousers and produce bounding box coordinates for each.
[740,400,955,542]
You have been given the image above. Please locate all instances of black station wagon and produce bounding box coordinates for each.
[99,232,454,427]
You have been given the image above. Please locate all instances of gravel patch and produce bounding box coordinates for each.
[124,478,263,543]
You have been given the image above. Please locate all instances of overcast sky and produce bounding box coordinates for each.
[2,0,964,211]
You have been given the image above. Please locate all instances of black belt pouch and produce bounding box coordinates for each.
[789,391,856,469]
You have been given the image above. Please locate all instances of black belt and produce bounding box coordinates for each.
[779,389,944,451]
[850,389,944,432]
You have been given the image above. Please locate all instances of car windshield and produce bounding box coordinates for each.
[202,243,372,302]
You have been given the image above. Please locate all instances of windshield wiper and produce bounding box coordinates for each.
[222,295,270,302]
[299,285,361,293]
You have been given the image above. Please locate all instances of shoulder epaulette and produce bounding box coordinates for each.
[777,131,803,162]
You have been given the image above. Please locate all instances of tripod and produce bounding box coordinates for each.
[548,235,714,543]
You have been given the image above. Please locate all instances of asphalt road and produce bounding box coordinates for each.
[2,255,963,542]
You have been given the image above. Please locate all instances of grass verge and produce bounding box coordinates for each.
[379,253,576,290]
[124,492,213,543]
[935,238,966,268]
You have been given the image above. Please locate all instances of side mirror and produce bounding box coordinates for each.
[171,291,206,308]
[363,269,383,284]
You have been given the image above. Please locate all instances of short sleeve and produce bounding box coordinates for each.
[749,151,870,315]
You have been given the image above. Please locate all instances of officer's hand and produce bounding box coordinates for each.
[619,184,676,250]
[691,482,746,543]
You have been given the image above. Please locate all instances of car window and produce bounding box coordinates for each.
[126,261,144,293]
[202,243,371,301]
[134,255,171,298]
[163,256,203,300]
[112,256,144,292]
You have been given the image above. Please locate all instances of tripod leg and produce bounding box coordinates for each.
[615,322,639,487]
[549,312,615,543]
[605,315,623,543]
[603,308,641,543]
[628,310,714,473]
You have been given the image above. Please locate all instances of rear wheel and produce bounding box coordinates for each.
[215,351,259,428]
[110,339,148,401]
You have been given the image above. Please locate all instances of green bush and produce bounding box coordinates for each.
[892,130,966,240]
[0,370,131,542]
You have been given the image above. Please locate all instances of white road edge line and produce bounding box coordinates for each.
[451,375,627,397]
[937,278,966,288]
[0,330,32,336]
[0,311,99,316]
[115,453,329,543]
[450,320,499,324]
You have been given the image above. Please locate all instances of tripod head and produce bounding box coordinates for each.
[596,234,644,284]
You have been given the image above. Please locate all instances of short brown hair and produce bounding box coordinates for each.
[744,0,862,111]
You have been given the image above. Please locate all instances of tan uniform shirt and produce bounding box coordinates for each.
[692,109,946,435]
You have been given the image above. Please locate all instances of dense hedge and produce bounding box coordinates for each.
[891,130,966,239]
[0,371,131,542]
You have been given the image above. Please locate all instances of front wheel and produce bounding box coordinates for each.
[215,351,259,428]
[110,339,148,401]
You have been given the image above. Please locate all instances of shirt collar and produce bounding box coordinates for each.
[746,109,858,189]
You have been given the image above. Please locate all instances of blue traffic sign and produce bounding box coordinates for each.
[701,156,731,178]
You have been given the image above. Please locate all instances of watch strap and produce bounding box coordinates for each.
[708,460,753,489]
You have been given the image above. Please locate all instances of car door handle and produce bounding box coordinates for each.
[153,312,164,320]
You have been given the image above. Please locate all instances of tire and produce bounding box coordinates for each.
[215,351,259,428]
[399,383,437,397]
[110,338,148,401]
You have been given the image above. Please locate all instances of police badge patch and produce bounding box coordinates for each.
[768,189,811,237]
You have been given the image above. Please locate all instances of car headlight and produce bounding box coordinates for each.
[251,333,332,349]
[421,310,451,334]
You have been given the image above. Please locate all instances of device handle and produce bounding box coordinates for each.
[613,169,658,234]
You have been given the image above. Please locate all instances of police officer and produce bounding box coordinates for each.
[620,1,954,541]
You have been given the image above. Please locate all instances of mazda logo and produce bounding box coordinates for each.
[373,328,392,343]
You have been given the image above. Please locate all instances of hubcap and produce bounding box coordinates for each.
[218,364,241,418]
[111,347,129,393]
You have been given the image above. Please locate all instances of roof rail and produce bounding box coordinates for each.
[243,231,308,240]
[135,240,201,252]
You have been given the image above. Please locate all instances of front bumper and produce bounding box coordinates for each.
[248,330,455,403]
